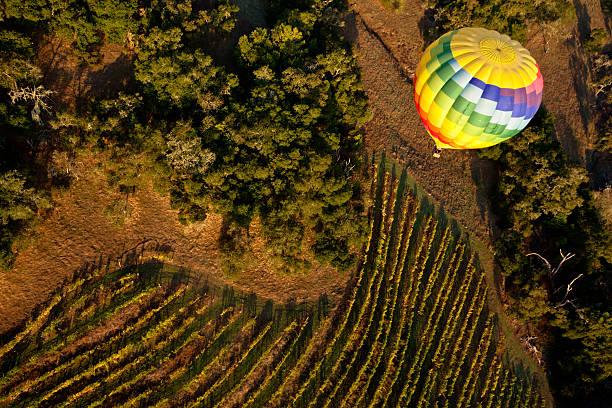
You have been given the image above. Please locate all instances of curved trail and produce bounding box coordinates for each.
[348,0,496,243]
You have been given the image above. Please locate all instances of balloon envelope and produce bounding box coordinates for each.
[414,27,543,149]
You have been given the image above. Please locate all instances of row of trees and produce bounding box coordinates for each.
[0,255,327,407]
[479,109,611,405]
[280,160,547,408]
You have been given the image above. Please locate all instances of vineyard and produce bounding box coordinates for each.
[0,157,548,408]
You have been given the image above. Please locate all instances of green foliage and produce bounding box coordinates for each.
[593,187,612,227]
[0,258,335,407]
[165,122,216,176]
[595,114,612,153]
[1,0,369,276]
[0,24,52,269]
[479,109,612,404]
[135,27,237,110]
[1,0,368,275]
[128,0,369,273]
[217,222,256,278]
[429,0,573,42]
[0,29,42,131]
[2,0,139,55]
[286,162,548,408]
[480,112,589,236]
[514,283,558,323]
[0,170,50,268]
[582,28,608,54]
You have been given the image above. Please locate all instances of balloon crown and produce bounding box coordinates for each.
[479,38,516,64]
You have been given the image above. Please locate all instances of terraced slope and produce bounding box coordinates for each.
[0,260,324,408]
[0,157,547,408]
[275,156,548,408]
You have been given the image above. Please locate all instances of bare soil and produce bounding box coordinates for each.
[525,0,610,166]
[37,36,136,110]
[526,24,595,166]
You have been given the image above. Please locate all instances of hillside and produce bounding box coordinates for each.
[0,154,346,334]
[0,158,550,408]
[0,0,609,406]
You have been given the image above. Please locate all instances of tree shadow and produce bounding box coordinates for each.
[85,52,136,99]
[588,148,612,188]
[207,0,268,70]
[42,50,135,110]
[344,11,358,45]
[573,0,592,44]
[551,112,583,163]
[567,35,595,151]
[418,7,438,50]
[469,151,499,237]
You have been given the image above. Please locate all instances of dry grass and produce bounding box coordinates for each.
[37,36,136,110]
[0,152,349,333]
[526,24,596,166]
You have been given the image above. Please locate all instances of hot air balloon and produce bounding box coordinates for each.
[414,27,543,157]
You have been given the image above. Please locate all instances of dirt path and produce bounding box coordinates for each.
[347,0,555,400]
[526,26,595,166]
[0,158,349,333]
[348,0,496,244]
[525,0,609,166]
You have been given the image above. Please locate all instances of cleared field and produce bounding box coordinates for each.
[0,157,547,408]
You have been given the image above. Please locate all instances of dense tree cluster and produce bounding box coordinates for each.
[1,0,370,274]
[0,11,55,267]
[425,0,573,42]
[479,110,612,405]
[2,0,140,60]
[122,0,369,273]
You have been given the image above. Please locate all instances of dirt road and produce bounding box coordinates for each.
[348,0,497,244]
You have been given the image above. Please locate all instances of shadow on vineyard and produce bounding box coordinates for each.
[0,156,549,408]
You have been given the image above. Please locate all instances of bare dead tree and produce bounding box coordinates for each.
[8,85,55,124]
[557,273,584,305]
[527,249,576,278]
[527,250,588,324]
[344,157,355,175]
[556,273,588,323]
[522,335,543,365]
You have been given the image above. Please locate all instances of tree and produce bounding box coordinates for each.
[135,27,238,111]
[0,29,43,131]
[0,170,50,268]
[2,0,140,55]
[147,0,370,273]
[480,109,612,404]
[427,0,573,43]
